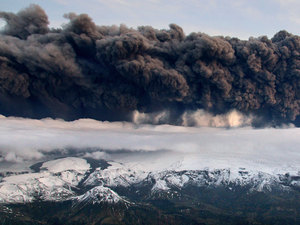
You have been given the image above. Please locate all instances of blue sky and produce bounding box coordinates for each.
[0,0,299,40]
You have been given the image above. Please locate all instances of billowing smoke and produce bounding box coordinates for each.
[0,5,300,126]
[132,109,253,127]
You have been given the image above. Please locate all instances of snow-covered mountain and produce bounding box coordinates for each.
[1,155,300,205]
[0,157,89,203]
[75,186,131,205]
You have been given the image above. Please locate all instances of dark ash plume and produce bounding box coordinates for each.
[0,5,300,126]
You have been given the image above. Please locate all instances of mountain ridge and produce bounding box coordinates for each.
[1,157,300,205]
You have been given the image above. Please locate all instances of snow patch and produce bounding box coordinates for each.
[42,157,90,174]
[152,180,170,192]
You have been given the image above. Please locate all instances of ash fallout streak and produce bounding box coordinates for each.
[0,5,299,127]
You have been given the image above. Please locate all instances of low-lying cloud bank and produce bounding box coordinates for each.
[0,115,299,172]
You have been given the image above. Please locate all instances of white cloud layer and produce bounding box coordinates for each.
[0,114,300,175]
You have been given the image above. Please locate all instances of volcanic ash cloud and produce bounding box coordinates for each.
[0,5,300,127]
